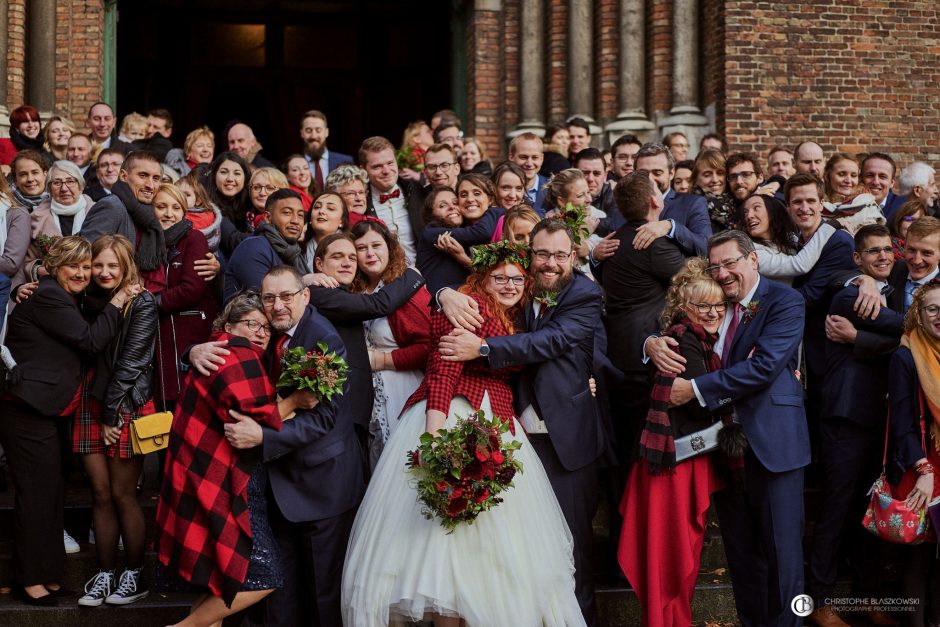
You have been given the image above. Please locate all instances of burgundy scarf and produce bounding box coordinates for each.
[638,319,736,474]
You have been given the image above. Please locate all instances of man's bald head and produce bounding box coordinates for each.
[228,123,258,159]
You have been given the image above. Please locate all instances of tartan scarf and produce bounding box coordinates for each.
[638,319,732,474]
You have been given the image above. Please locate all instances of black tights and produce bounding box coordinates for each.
[82,453,146,570]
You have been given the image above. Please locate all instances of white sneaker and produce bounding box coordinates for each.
[105,568,148,605]
[77,570,114,607]
[63,530,80,554]
[88,528,123,550]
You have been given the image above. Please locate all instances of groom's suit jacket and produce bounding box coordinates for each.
[694,277,811,473]
[486,272,608,472]
[261,304,365,522]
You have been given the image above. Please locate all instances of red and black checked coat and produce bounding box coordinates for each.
[153,333,281,606]
[405,295,521,425]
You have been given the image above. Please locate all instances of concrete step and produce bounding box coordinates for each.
[0,544,163,592]
[0,589,194,626]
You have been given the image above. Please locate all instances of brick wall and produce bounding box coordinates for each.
[594,0,618,125]
[701,0,726,143]
[546,0,567,124]
[723,0,940,167]
[58,0,105,123]
[6,0,26,107]
[647,0,674,121]
[466,4,504,161]
[501,0,520,137]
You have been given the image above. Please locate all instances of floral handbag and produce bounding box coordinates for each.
[862,392,935,545]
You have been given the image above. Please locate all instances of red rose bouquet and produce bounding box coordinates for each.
[407,409,523,533]
[276,342,348,401]
[395,144,425,172]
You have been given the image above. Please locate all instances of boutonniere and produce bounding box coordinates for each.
[742,300,760,324]
[535,293,558,309]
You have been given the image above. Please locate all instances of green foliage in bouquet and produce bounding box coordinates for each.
[276,342,348,401]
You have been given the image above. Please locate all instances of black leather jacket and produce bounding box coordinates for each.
[91,291,158,426]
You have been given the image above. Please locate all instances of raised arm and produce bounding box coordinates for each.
[756,223,835,278]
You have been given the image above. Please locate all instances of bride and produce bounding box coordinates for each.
[342,241,585,627]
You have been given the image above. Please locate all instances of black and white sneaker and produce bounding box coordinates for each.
[78,570,114,607]
[104,568,148,605]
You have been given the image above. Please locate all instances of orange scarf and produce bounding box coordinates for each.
[901,329,940,453]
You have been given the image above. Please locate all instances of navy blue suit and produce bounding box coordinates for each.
[417,208,505,298]
[223,234,282,303]
[596,188,711,256]
[808,284,903,603]
[486,272,607,626]
[261,304,365,627]
[694,277,809,627]
[882,190,906,222]
[527,174,549,216]
[327,150,353,174]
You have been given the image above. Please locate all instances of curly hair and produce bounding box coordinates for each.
[661,257,726,330]
[458,261,531,335]
[904,281,940,334]
[213,290,264,332]
[349,219,408,291]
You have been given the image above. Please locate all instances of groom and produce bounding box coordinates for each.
[438,219,609,626]
[647,230,809,627]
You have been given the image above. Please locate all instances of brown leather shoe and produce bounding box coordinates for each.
[864,606,900,627]
[808,606,850,627]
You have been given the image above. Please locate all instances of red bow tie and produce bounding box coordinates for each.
[378,188,401,203]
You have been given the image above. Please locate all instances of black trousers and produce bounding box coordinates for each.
[808,417,884,602]
[0,400,65,586]
[263,498,357,627]
[529,434,600,627]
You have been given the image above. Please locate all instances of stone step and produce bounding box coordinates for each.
[0,544,162,592]
[0,590,194,626]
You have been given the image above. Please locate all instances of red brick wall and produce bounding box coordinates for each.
[466,4,504,161]
[546,0,567,124]
[57,0,105,123]
[723,0,940,168]
[6,0,26,108]
[595,0,618,124]
[501,0,520,139]
[702,0,726,143]
[647,0,673,120]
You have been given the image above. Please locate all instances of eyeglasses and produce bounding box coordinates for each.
[861,246,894,256]
[237,319,271,334]
[425,163,454,173]
[340,190,366,199]
[921,304,940,318]
[689,302,727,315]
[705,254,748,276]
[250,184,278,194]
[532,249,572,263]
[261,288,303,306]
[489,274,526,286]
[728,171,756,181]
[51,178,79,189]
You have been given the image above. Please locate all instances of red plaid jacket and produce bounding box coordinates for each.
[154,333,281,606]
[405,295,521,427]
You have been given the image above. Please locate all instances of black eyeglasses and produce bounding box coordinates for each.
[261,288,303,306]
[237,319,271,334]
[921,304,940,318]
[689,302,727,315]
[532,249,572,263]
[860,246,894,256]
[490,274,525,286]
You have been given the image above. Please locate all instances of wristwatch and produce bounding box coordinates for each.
[479,341,490,357]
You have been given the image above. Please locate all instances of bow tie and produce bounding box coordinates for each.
[378,188,401,204]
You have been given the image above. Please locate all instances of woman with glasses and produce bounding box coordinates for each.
[344,240,585,627]
[155,291,318,627]
[350,219,430,467]
[888,200,926,260]
[325,164,370,227]
[17,161,93,287]
[144,184,217,416]
[887,281,940,627]
[247,167,290,230]
[618,257,730,627]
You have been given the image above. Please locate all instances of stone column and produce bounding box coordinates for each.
[0,0,9,135]
[508,0,545,138]
[604,0,655,144]
[567,0,600,137]
[660,0,709,147]
[27,0,56,116]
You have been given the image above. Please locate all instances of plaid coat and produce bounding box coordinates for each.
[405,295,521,427]
[154,333,282,606]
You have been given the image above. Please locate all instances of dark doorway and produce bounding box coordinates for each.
[115,0,453,164]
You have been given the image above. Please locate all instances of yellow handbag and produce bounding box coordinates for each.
[129,411,173,455]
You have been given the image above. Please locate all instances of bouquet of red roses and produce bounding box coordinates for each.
[395,144,425,172]
[407,409,523,533]
[276,342,348,401]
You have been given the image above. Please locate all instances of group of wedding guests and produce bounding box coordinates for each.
[0,99,938,627]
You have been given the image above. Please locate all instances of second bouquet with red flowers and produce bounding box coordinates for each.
[407,409,523,533]
[276,342,349,401]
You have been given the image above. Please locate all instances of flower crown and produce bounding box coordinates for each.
[470,240,530,271]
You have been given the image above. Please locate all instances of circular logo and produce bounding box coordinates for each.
[791,594,814,617]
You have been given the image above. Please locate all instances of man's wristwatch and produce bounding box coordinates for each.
[479,340,490,357]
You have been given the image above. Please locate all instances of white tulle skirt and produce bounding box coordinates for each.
[342,393,586,627]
